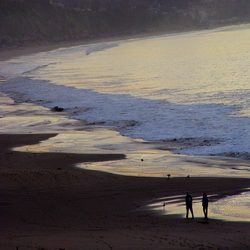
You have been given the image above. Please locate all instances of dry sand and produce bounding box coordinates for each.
[0,133,250,250]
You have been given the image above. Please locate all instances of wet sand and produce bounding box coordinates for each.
[1,134,250,249]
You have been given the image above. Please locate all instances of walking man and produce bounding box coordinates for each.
[202,192,209,219]
[185,192,194,219]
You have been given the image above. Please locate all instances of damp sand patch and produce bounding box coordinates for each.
[143,189,250,222]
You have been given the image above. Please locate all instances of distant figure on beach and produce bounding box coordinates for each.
[185,192,194,219]
[202,192,209,219]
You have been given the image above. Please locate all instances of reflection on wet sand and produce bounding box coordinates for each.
[145,190,250,222]
[4,95,249,223]
[14,129,250,178]
[0,93,84,133]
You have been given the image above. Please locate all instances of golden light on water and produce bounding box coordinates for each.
[28,26,250,115]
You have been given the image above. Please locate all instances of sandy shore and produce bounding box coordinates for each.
[0,28,218,62]
[1,34,250,249]
[0,41,88,61]
[0,133,250,250]
[0,30,178,61]
[0,35,143,61]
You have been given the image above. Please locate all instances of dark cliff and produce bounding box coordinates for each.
[1,0,250,47]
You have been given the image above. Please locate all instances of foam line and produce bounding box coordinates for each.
[1,76,250,156]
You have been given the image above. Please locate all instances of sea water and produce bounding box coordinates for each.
[0,25,250,178]
[1,26,250,156]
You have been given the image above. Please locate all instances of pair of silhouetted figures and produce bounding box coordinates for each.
[185,192,208,219]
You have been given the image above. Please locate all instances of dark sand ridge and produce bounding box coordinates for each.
[0,133,250,249]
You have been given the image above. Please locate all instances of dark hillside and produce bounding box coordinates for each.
[1,0,250,47]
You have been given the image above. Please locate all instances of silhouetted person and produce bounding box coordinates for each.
[202,192,208,219]
[185,192,194,219]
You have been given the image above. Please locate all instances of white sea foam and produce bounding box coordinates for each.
[0,28,250,157]
[1,75,250,156]
[0,41,119,78]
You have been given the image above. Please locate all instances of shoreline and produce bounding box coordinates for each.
[1,133,250,249]
[0,31,170,61]
[1,23,249,62]
[1,24,250,249]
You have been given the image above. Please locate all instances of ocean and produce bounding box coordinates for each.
[0,25,250,177]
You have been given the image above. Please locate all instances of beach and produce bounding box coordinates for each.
[0,134,250,249]
[1,26,250,249]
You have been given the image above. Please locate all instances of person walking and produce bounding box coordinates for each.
[185,192,194,219]
[202,192,209,219]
